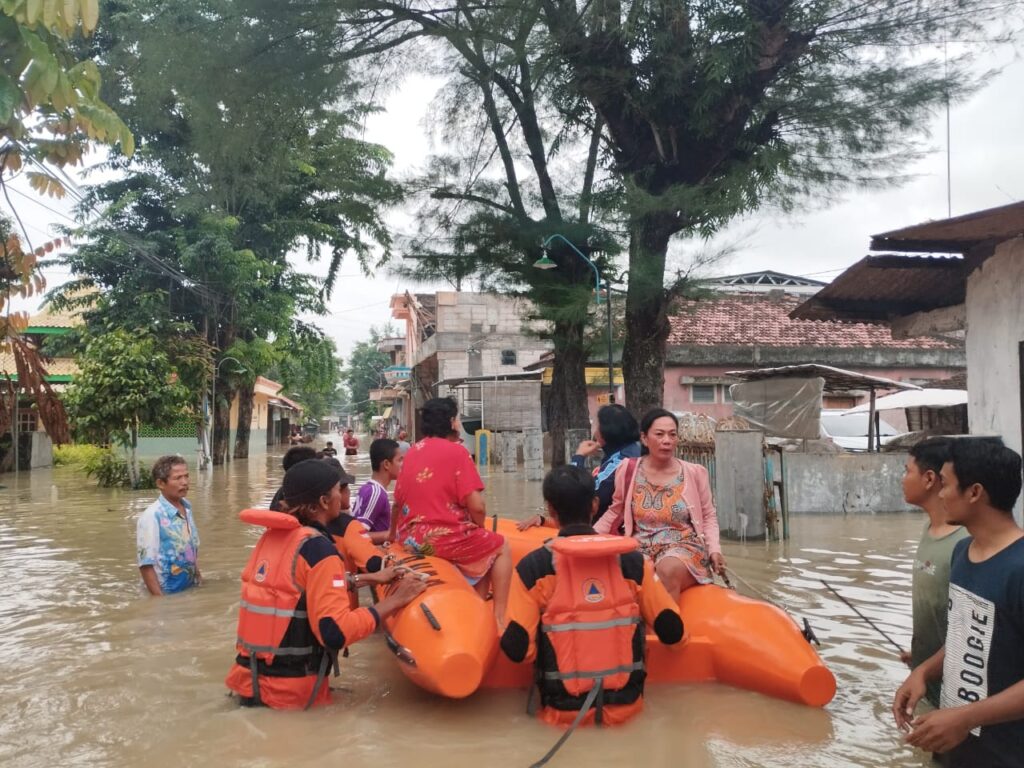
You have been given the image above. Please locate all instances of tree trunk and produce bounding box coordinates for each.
[233,382,255,459]
[622,213,675,419]
[213,379,235,466]
[546,318,592,466]
[129,421,140,489]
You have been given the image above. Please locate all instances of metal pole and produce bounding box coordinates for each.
[605,279,615,404]
[12,384,19,475]
[211,366,217,466]
[867,388,877,453]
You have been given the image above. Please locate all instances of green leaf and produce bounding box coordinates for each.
[0,74,20,124]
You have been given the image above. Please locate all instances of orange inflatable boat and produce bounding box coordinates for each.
[375,519,835,707]
[373,551,497,698]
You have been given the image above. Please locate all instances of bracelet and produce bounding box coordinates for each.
[346,573,361,591]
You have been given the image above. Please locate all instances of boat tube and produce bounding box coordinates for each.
[375,518,836,707]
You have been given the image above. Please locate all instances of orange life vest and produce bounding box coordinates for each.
[234,509,329,707]
[537,535,644,719]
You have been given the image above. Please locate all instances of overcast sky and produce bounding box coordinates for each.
[8,45,1023,365]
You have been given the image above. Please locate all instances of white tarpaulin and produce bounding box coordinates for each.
[845,388,968,414]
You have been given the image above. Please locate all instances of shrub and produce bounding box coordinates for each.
[83,448,156,489]
[53,444,107,467]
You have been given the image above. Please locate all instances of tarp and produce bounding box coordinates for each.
[845,388,968,414]
[730,377,825,438]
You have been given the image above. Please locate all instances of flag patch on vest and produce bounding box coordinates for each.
[254,560,269,583]
[583,578,605,603]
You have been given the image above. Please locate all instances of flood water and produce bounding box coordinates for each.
[0,441,934,768]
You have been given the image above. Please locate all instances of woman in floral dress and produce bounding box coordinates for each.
[595,408,726,600]
[389,397,512,625]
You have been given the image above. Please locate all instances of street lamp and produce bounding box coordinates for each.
[535,234,616,404]
[210,355,246,466]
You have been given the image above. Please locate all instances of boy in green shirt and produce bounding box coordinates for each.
[901,437,969,707]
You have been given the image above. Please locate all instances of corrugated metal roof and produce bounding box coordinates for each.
[871,200,1024,253]
[790,255,965,322]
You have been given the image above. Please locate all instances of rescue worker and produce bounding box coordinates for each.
[499,465,685,727]
[226,460,425,710]
[322,463,385,609]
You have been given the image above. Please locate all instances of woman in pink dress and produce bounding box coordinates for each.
[389,398,512,625]
[594,408,727,600]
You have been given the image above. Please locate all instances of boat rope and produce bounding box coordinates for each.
[820,579,905,655]
[725,567,820,646]
[527,681,604,768]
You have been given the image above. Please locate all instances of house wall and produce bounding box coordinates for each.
[966,238,1024,521]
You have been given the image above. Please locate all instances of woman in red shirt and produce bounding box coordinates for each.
[389,397,512,626]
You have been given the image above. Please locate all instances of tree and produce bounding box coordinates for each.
[330,0,1015,416]
[344,2,620,462]
[65,329,190,487]
[343,327,391,426]
[270,325,344,424]
[58,0,402,464]
[1,0,131,454]
[534,0,1017,415]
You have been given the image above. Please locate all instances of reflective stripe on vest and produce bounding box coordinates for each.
[239,600,308,619]
[542,661,644,681]
[541,616,641,633]
[237,639,315,656]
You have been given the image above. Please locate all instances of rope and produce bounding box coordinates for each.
[725,567,820,646]
[527,681,603,768]
[820,580,905,654]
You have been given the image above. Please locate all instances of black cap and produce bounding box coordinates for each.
[282,459,355,507]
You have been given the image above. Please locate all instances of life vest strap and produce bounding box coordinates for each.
[541,661,643,681]
[540,616,641,633]
[239,600,308,619]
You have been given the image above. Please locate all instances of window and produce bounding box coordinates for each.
[691,384,716,403]
[17,406,38,432]
[722,385,733,403]
[501,349,517,366]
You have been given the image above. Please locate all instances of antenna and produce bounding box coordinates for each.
[944,32,952,217]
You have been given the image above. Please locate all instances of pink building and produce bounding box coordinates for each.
[663,289,964,420]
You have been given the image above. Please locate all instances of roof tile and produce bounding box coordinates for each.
[668,293,957,350]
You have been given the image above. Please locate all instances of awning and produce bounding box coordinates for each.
[382,406,393,418]
[267,397,301,412]
[725,364,921,393]
[845,388,967,414]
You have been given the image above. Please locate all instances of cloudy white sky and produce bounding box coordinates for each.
[9,44,1023,364]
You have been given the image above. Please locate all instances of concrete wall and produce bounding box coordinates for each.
[966,238,1024,460]
[30,432,53,468]
[480,381,542,432]
[783,451,913,514]
[136,437,200,460]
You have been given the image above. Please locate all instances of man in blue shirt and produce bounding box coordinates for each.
[137,455,201,596]
[893,438,1024,767]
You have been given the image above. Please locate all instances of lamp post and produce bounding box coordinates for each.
[210,355,246,466]
[534,234,615,404]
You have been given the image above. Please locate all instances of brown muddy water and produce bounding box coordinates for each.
[0,443,933,768]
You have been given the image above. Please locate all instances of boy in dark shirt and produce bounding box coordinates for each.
[893,438,1024,767]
